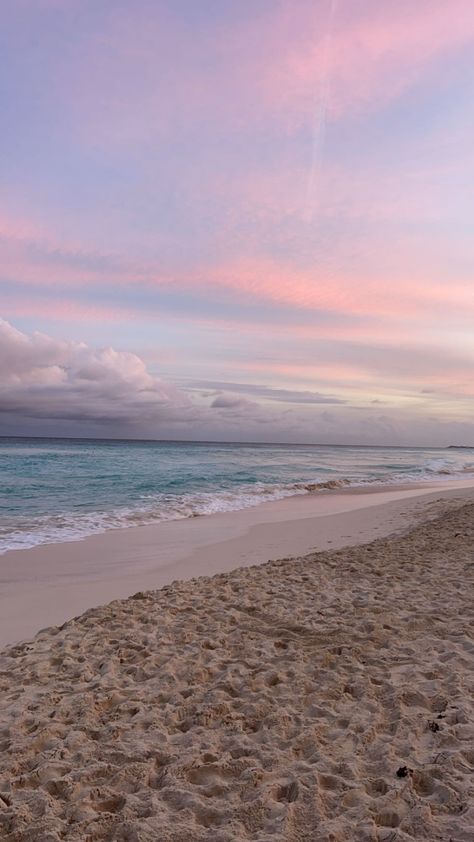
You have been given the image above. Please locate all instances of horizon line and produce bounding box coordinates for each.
[0,434,469,450]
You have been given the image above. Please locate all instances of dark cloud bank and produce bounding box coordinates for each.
[1,320,472,446]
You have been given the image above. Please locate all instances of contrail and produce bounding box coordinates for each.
[305,0,337,219]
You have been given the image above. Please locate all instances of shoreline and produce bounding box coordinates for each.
[4,473,474,559]
[1,477,474,648]
[1,496,473,840]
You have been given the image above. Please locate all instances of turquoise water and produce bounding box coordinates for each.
[0,437,472,553]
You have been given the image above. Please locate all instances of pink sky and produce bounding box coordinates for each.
[1,0,473,443]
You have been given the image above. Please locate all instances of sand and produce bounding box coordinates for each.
[0,495,473,840]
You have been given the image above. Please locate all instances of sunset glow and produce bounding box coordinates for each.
[1,0,473,444]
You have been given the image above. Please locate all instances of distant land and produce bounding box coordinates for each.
[448,445,474,449]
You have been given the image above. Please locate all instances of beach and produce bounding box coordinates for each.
[0,483,473,840]
[3,0,474,837]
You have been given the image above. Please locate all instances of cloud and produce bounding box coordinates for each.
[211,394,254,411]
[0,319,309,439]
[209,392,291,427]
[189,380,346,405]
[3,219,474,329]
[274,0,474,123]
[41,0,474,147]
[0,218,153,290]
[0,320,300,437]
[1,319,473,446]
[0,319,198,432]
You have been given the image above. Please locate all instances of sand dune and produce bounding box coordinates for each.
[0,502,473,841]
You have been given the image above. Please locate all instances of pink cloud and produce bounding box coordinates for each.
[0,211,47,242]
[58,0,474,149]
[3,219,473,326]
[0,294,133,324]
[236,323,474,407]
[0,210,156,289]
[199,258,474,322]
[273,0,474,121]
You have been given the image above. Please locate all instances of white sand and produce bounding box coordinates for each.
[0,485,473,840]
[1,479,474,648]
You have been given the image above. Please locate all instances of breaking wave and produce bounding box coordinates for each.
[1,438,472,554]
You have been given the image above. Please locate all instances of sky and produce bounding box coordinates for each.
[1,0,473,445]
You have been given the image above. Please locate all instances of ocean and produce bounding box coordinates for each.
[0,437,472,554]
